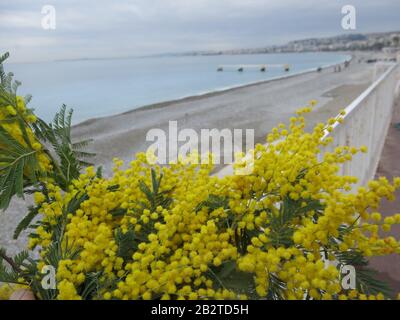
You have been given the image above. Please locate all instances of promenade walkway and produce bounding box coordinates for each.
[371,96,400,294]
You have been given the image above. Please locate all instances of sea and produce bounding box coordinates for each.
[8,52,350,123]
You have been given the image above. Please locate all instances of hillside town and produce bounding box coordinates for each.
[182,31,400,56]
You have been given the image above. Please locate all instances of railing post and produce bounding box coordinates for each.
[395,62,400,98]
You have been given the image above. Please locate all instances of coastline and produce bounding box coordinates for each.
[75,53,353,127]
[70,51,378,172]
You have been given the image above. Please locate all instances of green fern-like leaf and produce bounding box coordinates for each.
[32,105,95,189]
[208,261,257,298]
[115,228,139,260]
[79,272,103,300]
[0,124,41,209]
[335,249,393,297]
[138,168,173,211]
[13,205,40,239]
[356,267,393,297]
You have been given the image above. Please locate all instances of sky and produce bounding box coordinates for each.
[1,0,399,63]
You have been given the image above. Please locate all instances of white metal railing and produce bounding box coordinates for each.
[215,61,400,181]
[323,62,400,187]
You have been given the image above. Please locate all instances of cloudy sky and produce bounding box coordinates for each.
[1,0,399,63]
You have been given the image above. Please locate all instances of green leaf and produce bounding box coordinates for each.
[195,194,228,212]
[138,169,173,211]
[356,267,393,298]
[110,207,127,217]
[266,273,286,300]
[13,206,40,239]
[80,272,103,300]
[336,250,393,298]
[32,105,95,189]
[335,250,367,267]
[209,261,256,297]
[96,166,103,178]
[115,228,139,260]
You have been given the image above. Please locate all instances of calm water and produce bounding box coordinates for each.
[8,52,350,123]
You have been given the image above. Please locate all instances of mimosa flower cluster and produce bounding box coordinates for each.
[0,96,51,172]
[21,105,400,300]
